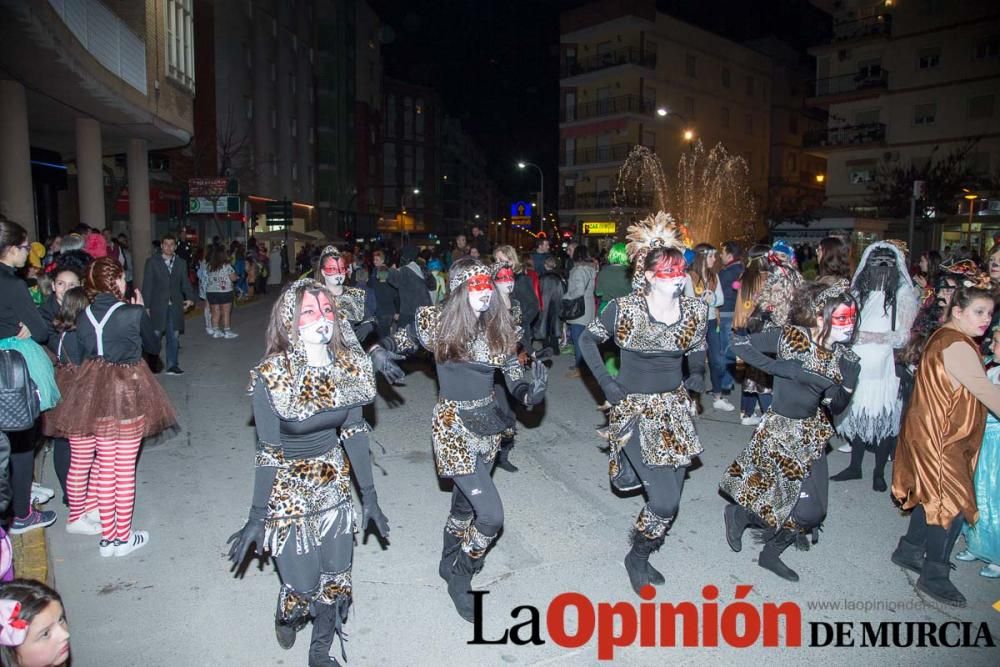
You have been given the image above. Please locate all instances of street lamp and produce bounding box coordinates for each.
[963,190,978,248]
[656,107,696,145]
[516,161,545,226]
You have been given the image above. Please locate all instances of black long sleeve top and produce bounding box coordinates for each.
[0,263,47,343]
[75,293,160,363]
[732,326,858,419]
[578,294,708,395]
[38,293,60,353]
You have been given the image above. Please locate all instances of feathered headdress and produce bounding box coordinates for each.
[940,259,992,289]
[625,211,687,290]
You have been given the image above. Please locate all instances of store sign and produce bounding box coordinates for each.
[189,177,239,197]
[583,221,616,235]
[510,200,532,228]
[189,196,240,214]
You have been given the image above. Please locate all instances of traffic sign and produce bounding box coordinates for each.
[266,200,293,226]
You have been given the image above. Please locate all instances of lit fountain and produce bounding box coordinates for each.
[612,141,757,246]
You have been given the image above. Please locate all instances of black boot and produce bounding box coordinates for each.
[447,551,483,623]
[916,560,965,607]
[495,439,518,473]
[890,535,924,574]
[758,529,800,582]
[275,587,311,650]
[831,438,865,481]
[438,523,464,582]
[724,504,756,553]
[871,436,896,492]
[624,531,666,594]
[308,601,346,667]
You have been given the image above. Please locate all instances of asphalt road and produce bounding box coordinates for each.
[44,293,1000,666]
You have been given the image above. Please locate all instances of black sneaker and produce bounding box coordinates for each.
[10,509,58,534]
[165,366,184,375]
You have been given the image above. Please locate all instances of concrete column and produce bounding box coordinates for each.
[128,138,151,291]
[0,80,36,240]
[75,117,105,230]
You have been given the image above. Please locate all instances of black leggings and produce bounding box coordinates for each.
[52,437,70,505]
[8,424,38,519]
[790,454,829,529]
[273,524,353,596]
[621,431,686,519]
[450,455,503,539]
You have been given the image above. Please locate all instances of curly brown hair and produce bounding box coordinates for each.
[84,256,124,302]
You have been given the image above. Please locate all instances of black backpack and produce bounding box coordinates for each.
[0,349,40,431]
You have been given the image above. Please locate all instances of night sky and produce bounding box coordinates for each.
[371,0,829,204]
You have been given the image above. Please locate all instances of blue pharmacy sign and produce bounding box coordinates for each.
[510,201,533,218]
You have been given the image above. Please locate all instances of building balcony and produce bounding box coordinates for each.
[831,14,892,43]
[560,45,656,79]
[803,122,886,151]
[561,94,655,123]
[808,70,888,105]
[560,143,633,167]
[559,191,653,210]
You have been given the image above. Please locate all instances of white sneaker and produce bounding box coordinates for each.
[837,442,852,453]
[114,531,150,557]
[85,509,101,524]
[30,482,55,505]
[212,330,224,338]
[955,549,978,562]
[99,538,117,558]
[65,517,102,535]
[740,414,761,426]
[712,396,736,412]
[222,330,239,339]
[206,327,217,336]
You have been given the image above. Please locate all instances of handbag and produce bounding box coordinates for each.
[0,350,41,432]
[458,403,516,436]
[559,295,585,321]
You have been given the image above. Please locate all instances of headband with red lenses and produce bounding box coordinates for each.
[652,255,687,279]
[830,303,857,327]
[494,268,514,283]
[467,274,493,292]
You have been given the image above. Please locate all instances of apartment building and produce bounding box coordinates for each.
[806,0,1000,254]
[558,0,772,242]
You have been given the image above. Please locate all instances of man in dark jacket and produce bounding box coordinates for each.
[387,245,435,328]
[141,233,194,375]
[717,240,744,394]
[468,225,492,257]
[367,249,399,338]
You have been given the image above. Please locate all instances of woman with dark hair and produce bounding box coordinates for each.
[816,236,853,286]
[564,245,596,378]
[732,244,773,425]
[0,218,59,535]
[721,281,860,581]
[228,279,394,664]
[48,257,176,557]
[578,212,708,595]
[0,579,70,666]
[370,257,547,621]
[914,249,943,290]
[686,243,730,413]
[205,247,239,339]
[39,288,97,535]
[890,281,1000,607]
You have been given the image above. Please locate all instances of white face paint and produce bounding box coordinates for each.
[468,288,493,312]
[299,318,335,345]
[498,280,514,295]
[826,304,857,345]
[323,273,346,289]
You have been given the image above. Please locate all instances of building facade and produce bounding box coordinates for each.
[441,117,505,241]
[806,0,1000,254]
[0,0,195,284]
[558,0,773,242]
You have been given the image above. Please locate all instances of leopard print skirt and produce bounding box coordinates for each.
[607,387,703,468]
[431,396,501,478]
[257,445,356,555]
[719,409,833,528]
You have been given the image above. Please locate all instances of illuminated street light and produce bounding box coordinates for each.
[656,107,668,117]
[683,129,695,142]
[815,173,825,184]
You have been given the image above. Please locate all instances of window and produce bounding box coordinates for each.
[786,153,797,173]
[564,46,577,72]
[683,96,695,118]
[244,44,252,69]
[272,18,277,37]
[745,75,754,97]
[721,67,731,88]
[270,62,276,82]
[291,118,297,138]
[564,138,575,166]
[246,97,253,120]
[385,94,396,137]
[857,59,882,79]
[849,167,875,184]
[416,148,424,184]
[744,113,753,135]
[968,94,995,119]
[271,154,278,176]
[292,35,298,53]
[918,46,941,69]
[292,163,298,181]
[595,175,611,196]
[855,108,880,124]
[974,35,999,60]
[597,41,614,64]
[403,97,413,139]
[291,76,297,94]
[685,53,696,77]
[165,0,195,91]
[309,126,314,144]
[721,106,730,128]
[913,102,937,125]
[415,98,425,138]
[643,85,656,106]
[789,116,798,135]
[403,144,414,185]
[564,91,576,121]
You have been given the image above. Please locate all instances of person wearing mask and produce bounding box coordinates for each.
[141,234,194,375]
[891,279,1000,607]
[0,219,60,534]
[564,245,597,379]
[494,246,539,351]
[387,245,436,330]
[316,246,376,343]
[686,243,731,413]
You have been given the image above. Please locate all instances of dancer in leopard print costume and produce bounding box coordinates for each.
[227,279,401,666]
[370,257,548,622]
[720,280,860,582]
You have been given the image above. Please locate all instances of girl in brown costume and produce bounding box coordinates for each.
[890,281,1000,607]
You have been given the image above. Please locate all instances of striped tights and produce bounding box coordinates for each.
[66,435,100,523]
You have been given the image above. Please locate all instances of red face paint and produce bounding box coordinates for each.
[652,255,687,279]
[298,292,336,327]
[321,256,348,276]
[830,303,857,328]
[494,268,514,284]
[467,273,493,292]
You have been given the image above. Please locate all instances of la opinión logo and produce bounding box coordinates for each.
[469,585,996,660]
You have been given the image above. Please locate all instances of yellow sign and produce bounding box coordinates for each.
[583,221,616,235]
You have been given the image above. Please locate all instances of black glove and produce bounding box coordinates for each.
[227,507,266,564]
[839,356,861,391]
[600,376,627,405]
[371,346,405,384]
[360,487,390,538]
[524,359,548,406]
